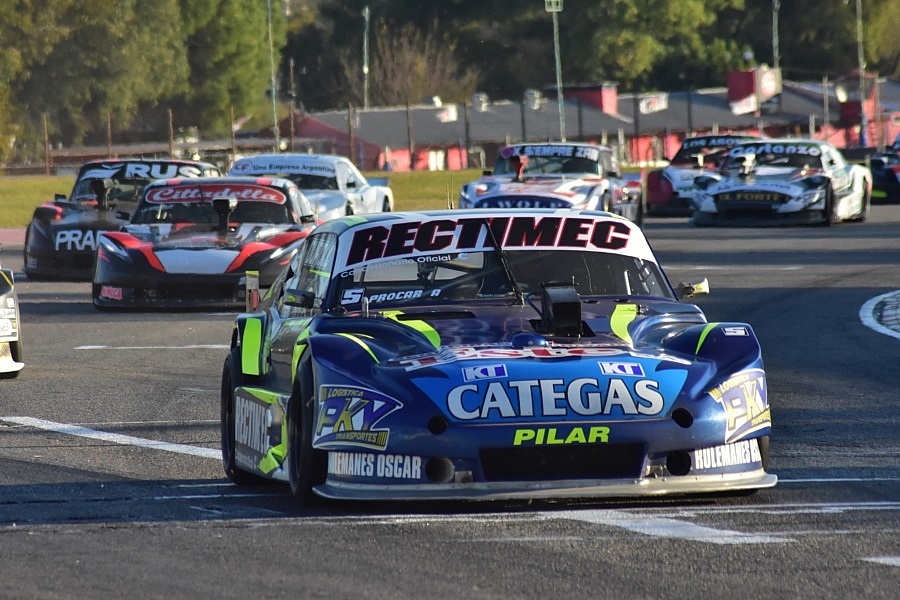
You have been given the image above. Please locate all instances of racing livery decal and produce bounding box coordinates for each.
[327,452,424,481]
[710,368,771,443]
[314,385,403,450]
[690,439,763,474]
[446,377,666,421]
[342,215,637,267]
[513,426,610,446]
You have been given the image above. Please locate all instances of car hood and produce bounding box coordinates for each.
[662,165,713,192]
[704,167,824,193]
[304,190,350,220]
[305,299,765,428]
[107,224,307,274]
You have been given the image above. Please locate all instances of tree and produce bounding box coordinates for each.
[172,0,286,136]
[14,0,187,147]
[0,0,75,161]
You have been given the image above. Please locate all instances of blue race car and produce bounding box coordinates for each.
[221,209,775,505]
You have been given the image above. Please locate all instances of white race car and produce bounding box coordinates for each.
[692,139,872,226]
[229,154,393,222]
[645,134,759,216]
[459,143,643,225]
[0,264,23,376]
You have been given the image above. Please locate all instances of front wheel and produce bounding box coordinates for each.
[221,350,263,485]
[599,192,612,213]
[822,185,839,226]
[288,356,327,506]
[856,186,870,222]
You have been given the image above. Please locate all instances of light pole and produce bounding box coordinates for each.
[545,0,565,142]
[853,0,868,147]
[772,0,780,70]
[266,0,280,150]
[363,6,370,110]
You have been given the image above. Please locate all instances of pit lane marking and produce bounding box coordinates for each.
[1,416,220,459]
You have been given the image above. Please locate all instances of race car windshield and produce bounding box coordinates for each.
[131,199,291,225]
[494,156,600,177]
[332,249,673,310]
[670,147,732,168]
[285,174,339,190]
[71,178,146,203]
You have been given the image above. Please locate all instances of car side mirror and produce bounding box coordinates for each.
[482,169,492,176]
[54,193,67,202]
[675,278,709,299]
[284,288,315,308]
[115,210,131,221]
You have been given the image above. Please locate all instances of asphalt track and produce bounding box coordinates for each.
[1,212,899,600]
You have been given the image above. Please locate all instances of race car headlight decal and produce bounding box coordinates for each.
[269,243,300,262]
[336,332,379,363]
[97,237,132,262]
[801,189,825,207]
[382,310,441,349]
[694,176,719,190]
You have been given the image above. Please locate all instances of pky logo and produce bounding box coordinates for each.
[598,361,645,377]
[55,229,97,251]
[462,364,508,382]
[313,386,402,451]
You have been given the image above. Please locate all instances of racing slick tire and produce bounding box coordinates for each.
[822,185,839,226]
[599,192,612,213]
[220,350,266,485]
[758,435,770,471]
[11,338,23,365]
[633,193,645,228]
[856,187,870,222]
[288,355,327,506]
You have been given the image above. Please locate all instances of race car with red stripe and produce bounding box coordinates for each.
[92,176,316,309]
[645,134,759,216]
[458,143,643,225]
[24,158,221,280]
[221,209,775,505]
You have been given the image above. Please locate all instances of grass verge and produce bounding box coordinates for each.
[0,169,485,229]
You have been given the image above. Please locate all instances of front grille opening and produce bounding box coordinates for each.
[480,443,645,481]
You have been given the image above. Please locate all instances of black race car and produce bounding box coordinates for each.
[870,152,900,203]
[92,176,316,309]
[24,158,220,280]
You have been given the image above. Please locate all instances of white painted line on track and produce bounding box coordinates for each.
[1,416,220,460]
[859,291,900,341]
[552,509,793,544]
[861,556,900,567]
[780,477,900,483]
[663,264,803,271]
[648,501,900,518]
[74,344,229,350]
